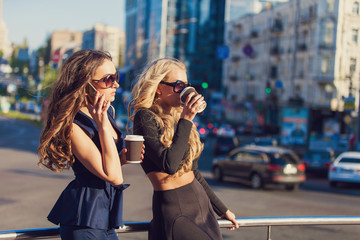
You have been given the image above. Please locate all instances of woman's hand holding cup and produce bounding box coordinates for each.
[123,135,145,164]
[180,87,207,121]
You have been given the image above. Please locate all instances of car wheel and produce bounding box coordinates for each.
[213,167,223,182]
[250,173,263,189]
[285,184,298,191]
[330,181,338,188]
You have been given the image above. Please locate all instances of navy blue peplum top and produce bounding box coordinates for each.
[47,108,129,230]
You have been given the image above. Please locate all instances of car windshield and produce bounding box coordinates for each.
[269,153,300,165]
[217,137,235,145]
[339,157,360,164]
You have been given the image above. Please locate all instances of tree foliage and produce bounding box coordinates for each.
[9,46,29,75]
[41,65,59,96]
[37,37,51,66]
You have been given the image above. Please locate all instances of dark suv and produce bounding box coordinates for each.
[303,148,335,176]
[213,135,239,156]
[211,145,306,191]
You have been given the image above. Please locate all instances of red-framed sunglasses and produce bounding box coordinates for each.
[160,80,191,93]
[92,71,120,88]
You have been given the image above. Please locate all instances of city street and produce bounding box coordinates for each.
[1,115,360,239]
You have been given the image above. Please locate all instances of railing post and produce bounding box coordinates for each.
[267,225,271,240]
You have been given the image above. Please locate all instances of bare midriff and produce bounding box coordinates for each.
[147,171,195,191]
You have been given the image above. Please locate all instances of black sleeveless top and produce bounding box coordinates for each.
[47,108,129,230]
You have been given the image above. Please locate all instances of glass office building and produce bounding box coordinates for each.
[125,0,225,91]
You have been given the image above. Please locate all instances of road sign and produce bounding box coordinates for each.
[52,50,61,63]
[242,44,254,57]
[275,80,283,88]
[344,115,351,124]
[217,46,229,59]
[343,97,355,111]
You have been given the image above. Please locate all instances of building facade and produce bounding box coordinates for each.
[334,0,360,112]
[225,0,269,22]
[50,30,83,68]
[0,0,11,59]
[223,0,360,126]
[82,23,124,68]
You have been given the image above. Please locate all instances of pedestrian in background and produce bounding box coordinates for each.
[38,50,138,240]
[128,57,239,240]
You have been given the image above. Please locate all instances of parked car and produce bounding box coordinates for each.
[24,101,41,114]
[213,135,239,156]
[211,145,306,191]
[217,124,236,137]
[303,148,335,176]
[328,151,360,187]
[251,137,279,146]
[236,123,264,136]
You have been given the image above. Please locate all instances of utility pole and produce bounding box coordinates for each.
[358,72,360,150]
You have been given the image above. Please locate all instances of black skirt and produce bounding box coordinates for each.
[150,178,222,240]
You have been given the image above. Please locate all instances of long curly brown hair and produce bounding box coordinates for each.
[38,50,112,172]
[128,58,203,179]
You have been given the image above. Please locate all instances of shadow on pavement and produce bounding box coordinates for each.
[6,168,73,180]
[0,115,42,154]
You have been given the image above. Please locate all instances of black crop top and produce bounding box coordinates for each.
[133,108,228,216]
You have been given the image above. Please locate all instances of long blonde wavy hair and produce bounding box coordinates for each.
[128,58,204,179]
[38,50,112,172]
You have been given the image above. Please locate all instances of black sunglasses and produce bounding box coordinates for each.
[160,80,191,93]
[92,71,120,88]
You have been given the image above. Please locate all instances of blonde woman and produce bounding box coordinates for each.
[38,50,139,240]
[128,58,238,240]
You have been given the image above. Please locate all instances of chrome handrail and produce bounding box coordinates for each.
[217,216,360,227]
[1,216,360,240]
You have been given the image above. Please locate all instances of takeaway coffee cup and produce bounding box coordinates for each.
[124,135,144,163]
[180,87,207,113]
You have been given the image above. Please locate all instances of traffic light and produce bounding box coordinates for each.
[265,87,272,94]
[202,82,209,89]
[265,81,272,94]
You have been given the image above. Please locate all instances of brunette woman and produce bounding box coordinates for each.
[128,58,238,240]
[38,50,139,240]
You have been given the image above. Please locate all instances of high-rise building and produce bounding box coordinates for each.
[124,0,149,72]
[125,0,226,91]
[0,0,11,59]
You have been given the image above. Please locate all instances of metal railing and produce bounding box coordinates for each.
[1,216,360,240]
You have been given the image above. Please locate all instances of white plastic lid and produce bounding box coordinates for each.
[179,86,195,99]
[124,135,144,141]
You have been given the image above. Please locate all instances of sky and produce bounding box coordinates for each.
[3,0,125,51]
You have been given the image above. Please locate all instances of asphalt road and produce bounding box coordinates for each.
[1,114,360,239]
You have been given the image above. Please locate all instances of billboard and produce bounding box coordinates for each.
[281,107,309,146]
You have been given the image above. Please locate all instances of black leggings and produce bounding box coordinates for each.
[150,179,222,240]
